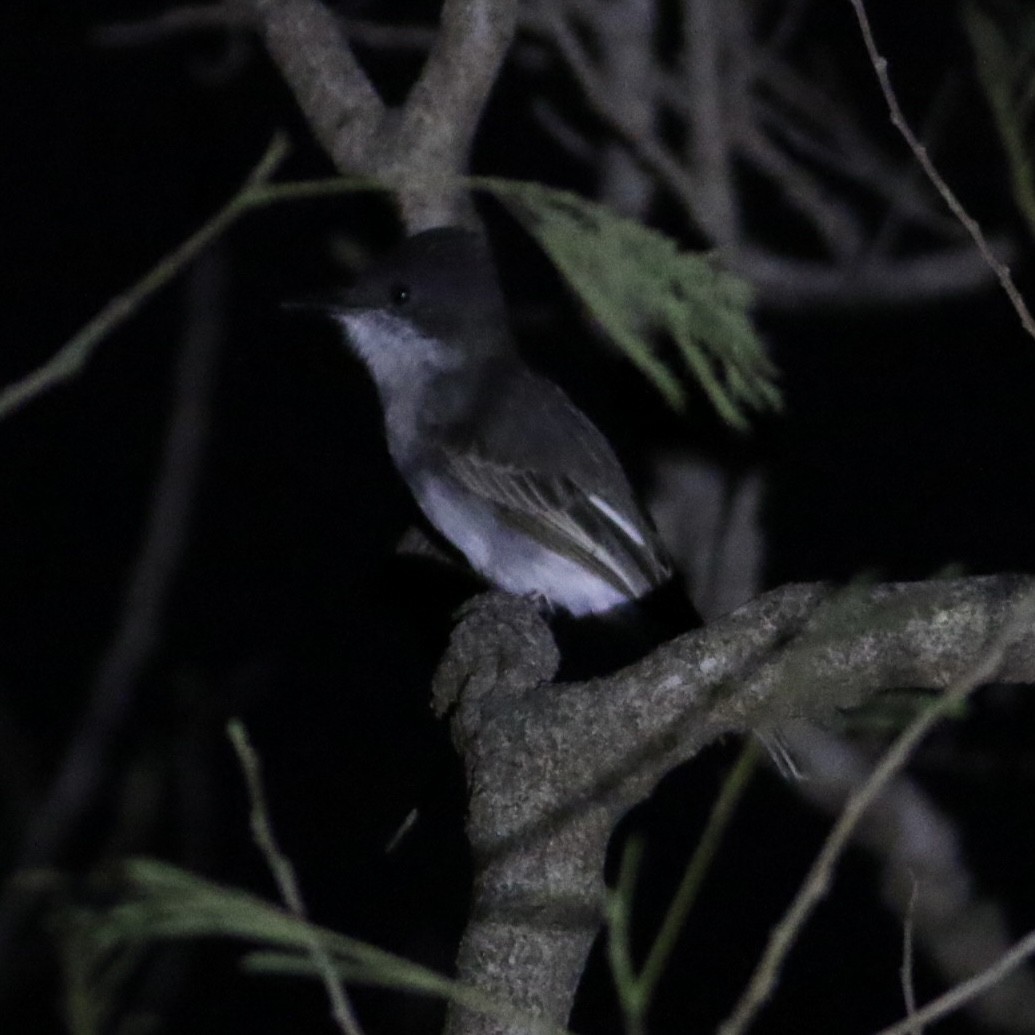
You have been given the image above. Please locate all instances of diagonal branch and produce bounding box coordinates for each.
[848,0,1035,341]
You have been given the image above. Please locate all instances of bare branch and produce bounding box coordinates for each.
[594,0,658,217]
[681,0,742,242]
[528,1,704,222]
[787,725,1035,1032]
[92,2,254,46]
[746,57,957,235]
[95,4,437,52]
[875,927,1035,1035]
[848,0,1035,341]
[734,117,866,260]
[536,0,1006,310]
[229,721,364,1035]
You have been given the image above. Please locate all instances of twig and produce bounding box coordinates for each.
[875,926,1035,1035]
[95,4,435,52]
[847,0,1035,341]
[717,589,1035,1035]
[228,720,364,1035]
[681,0,741,243]
[734,119,864,260]
[91,2,254,46]
[0,140,390,425]
[784,721,1035,1030]
[529,1,703,225]
[608,740,760,1030]
[900,876,920,1034]
[0,133,289,422]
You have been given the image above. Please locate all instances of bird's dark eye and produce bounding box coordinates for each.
[390,283,410,306]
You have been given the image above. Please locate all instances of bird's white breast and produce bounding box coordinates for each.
[414,476,630,616]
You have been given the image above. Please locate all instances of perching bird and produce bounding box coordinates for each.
[313,226,696,638]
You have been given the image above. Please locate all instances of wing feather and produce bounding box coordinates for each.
[443,450,669,599]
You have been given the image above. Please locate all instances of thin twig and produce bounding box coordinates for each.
[734,119,864,260]
[91,2,254,46]
[847,0,1035,341]
[0,133,289,422]
[228,720,364,1035]
[717,590,1035,1035]
[607,742,760,1032]
[784,722,1035,1030]
[900,876,920,1034]
[530,1,703,224]
[875,926,1035,1035]
[94,5,436,52]
[635,739,759,1012]
[0,140,390,425]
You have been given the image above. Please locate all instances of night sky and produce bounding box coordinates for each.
[3,2,1035,1033]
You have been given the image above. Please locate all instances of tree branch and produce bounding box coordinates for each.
[436,575,1035,1032]
[249,0,384,170]
[848,0,1035,342]
[244,0,518,227]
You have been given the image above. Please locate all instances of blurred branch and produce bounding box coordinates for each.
[531,0,1009,310]
[0,246,224,976]
[848,0,1035,341]
[734,239,1012,310]
[91,1,254,45]
[593,0,658,218]
[743,55,960,237]
[680,0,742,244]
[94,5,437,53]
[526,0,703,220]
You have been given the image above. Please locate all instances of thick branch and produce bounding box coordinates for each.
[437,575,1035,1033]
[250,0,383,166]
[398,0,518,201]
[246,0,518,227]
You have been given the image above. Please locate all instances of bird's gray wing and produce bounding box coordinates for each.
[441,444,671,601]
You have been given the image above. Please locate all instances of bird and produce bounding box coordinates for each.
[307,226,696,640]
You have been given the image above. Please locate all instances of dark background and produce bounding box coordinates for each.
[2,1,1034,1032]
